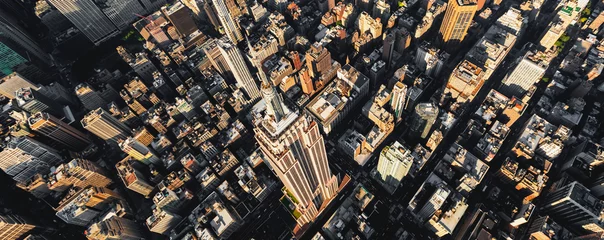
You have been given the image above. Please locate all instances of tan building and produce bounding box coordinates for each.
[438,0,477,50]
[253,77,338,226]
[116,157,155,197]
[28,112,91,151]
[47,159,112,192]
[0,214,53,240]
[306,43,332,78]
[82,108,132,142]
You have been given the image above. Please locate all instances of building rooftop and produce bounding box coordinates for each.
[307,65,369,125]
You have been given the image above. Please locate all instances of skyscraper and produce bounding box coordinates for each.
[0,8,52,77]
[306,43,332,79]
[376,141,414,193]
[161,2,198,37]
[15,87,64,117]
[0,214,54,240]
[499,49,548,98]
[0,136,62,183]
[410,102,439,139]
[383,32,395,69]
[390,81,407,124]
[85,215,146,240]
[75,83,108,111]
[82,108,132,142]
[116,157,155,197]
[28,112,91,151]
[47,159,113,191]
[98,0,146,30]
[253,77,338,225]
[438,0,477,51]
[213,0,243,43]
[0,72,38,99]
[216,37,260,101]
[119,137,161,165]
[542,181,604,233]
[47,0,120,45]
[139,0,168,12]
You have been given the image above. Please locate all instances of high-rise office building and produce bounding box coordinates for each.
[383,32,396,69]
[0,7,52,78]
[410,102,439,139]
[390,81,407,124]
[162,2,198,37]
[438,0,477,51]
[47,0,119,45]
[34,1,72,35]
[75,83,109,111]
[542,181,604,233]
[253,78,338,225]
[216,37,260,101]
[28,112,91,151]
[0,72,39,99]
[213,0,243,43]
[139,0,168,12]
[47,158,112,191]
[376,141,414,193]
[95,0,146,30]
[146,208,182,235]
[306,43,332,79]
[0,136,62,183]
[85,215,146,240]
[0,214,54,240]
[55,186,122,226]
[82,108,132,142]
[15,87,64,118]
[499,50,548,98]
[119,137,160,165]
[116,157,155,197]
[415,41,448,78]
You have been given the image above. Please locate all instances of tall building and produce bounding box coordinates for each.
[542,181,604,233]
[116,158,155,197]
[47,159,112,191]
[253,77,338,226]
[213,0,243,43]
[499,49,548,98]
[82,108,132,142]
[410,102,439,139]
[0,8,52,77]
[0,72,39,99]
[0,214,54,240]
[415,41,448,77]
[306,43,332,79]
[55,187,122,226]
[146,208,182,235]
[0,136,62,183]
[98,0,146,30]
[161,2,198,37]
[34,1,72,35]
[383,32,396,69]
[119,137,160,165]
[216,37,260,101]
[28,112,91,151]
[47,0,120,45]
[139,0,168,12]
[15,87,64,118]
[85,215,146,240]
[438,0,477,51]
[390,81,407,124]
[376,141,413,193]
[75,83,109,111]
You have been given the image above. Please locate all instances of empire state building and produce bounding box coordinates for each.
[253,70,338,225]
